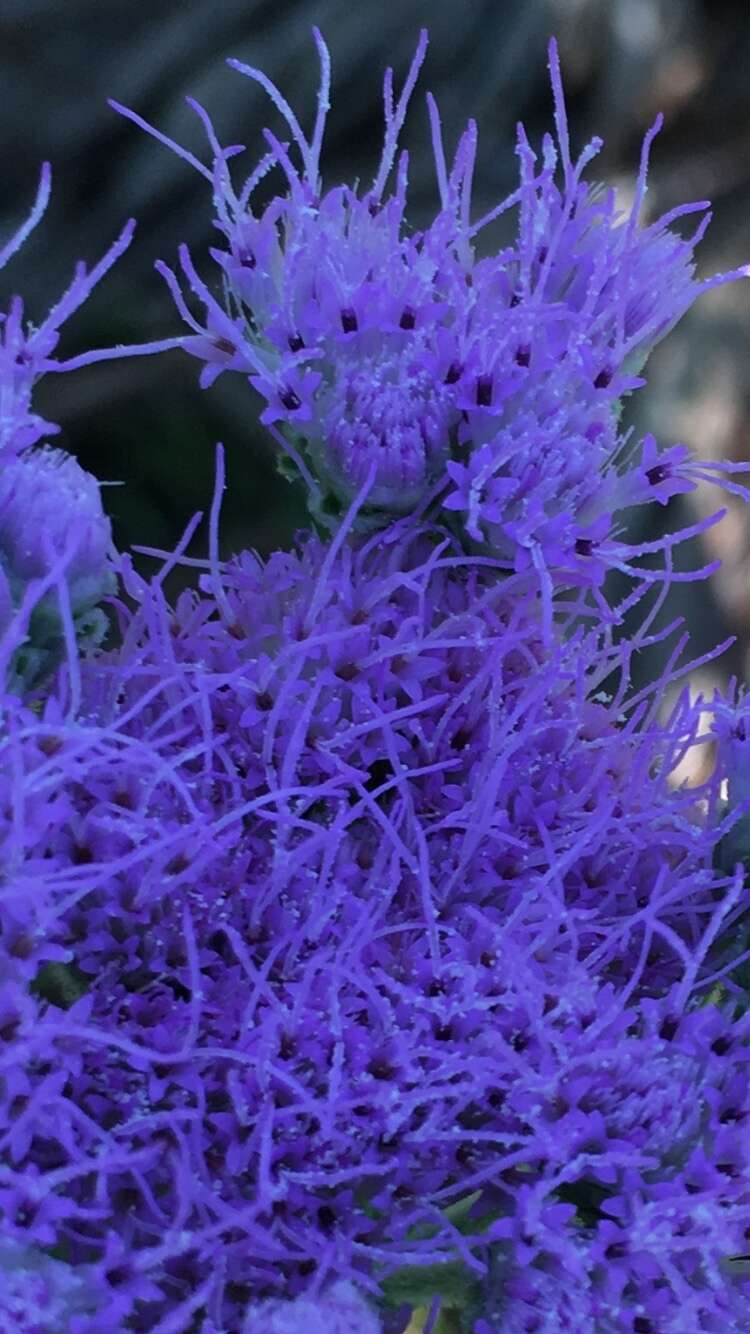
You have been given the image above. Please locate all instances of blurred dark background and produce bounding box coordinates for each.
[1,0,750,738]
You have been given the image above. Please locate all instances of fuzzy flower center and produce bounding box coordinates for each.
[0,447,111,586]
[315,344,455,507]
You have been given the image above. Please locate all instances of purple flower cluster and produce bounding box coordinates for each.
[2,27,750,1334]
[0,1237,97,1331]
[0,165,134,464]
[114,31,749,597]
[0,446,116,694]
[0,169,133,695]
[2,510,750,1329]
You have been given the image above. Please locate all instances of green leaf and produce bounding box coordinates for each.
[381,1260,481,1312]
[555,1177,613,1228]
[31,961,89,1010]
[441,1192,482,1229]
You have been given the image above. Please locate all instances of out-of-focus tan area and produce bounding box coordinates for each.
[1,0,748,734]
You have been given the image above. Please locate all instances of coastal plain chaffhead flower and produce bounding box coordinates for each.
[3,27,750,1334]
[2,491,749,1329]
[0,447,116,693]
[111,30,750,595]
[0,166,135,463]
[0,168,143,693]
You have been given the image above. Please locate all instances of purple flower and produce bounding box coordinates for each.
[1,491,746,1327]
[0,165,136,462]
[0,447,112,588]
[0,1236,98,1331]
[112,31,750,588]
[0,447,116,693]
[474,994,750,1331]
[2,25,749,1333]
[0,165,137,692]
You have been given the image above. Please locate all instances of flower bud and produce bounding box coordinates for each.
[0,447,115,689]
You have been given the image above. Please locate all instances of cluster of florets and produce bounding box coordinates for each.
[3,26,750,1334]
[0,169,134,693]
[114,31,749,593]
[0,446,116,691]
[0,1238,98,1331]
[0,164,132,461]
[2,513,750,1329]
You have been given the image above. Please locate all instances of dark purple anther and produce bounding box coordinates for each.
[341,308,358,333]
[280,386,301,411]
[594,367,613,389]
[515,345,531,367]
[476,374,493,407]
[399,306,416,330]
[646,463,669,487]
[288,333,305,353]
[444,361,463,385]
[605,1242,628,1261]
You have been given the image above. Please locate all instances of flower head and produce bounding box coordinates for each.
[0,161,136,691]
[113,32,749,587]
[1,489,744,1326]
[0,447,115,692]
[2,27,749,1333]
[0,165,135,462]
[0,1237,98,1332]
[0,446,112,588]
